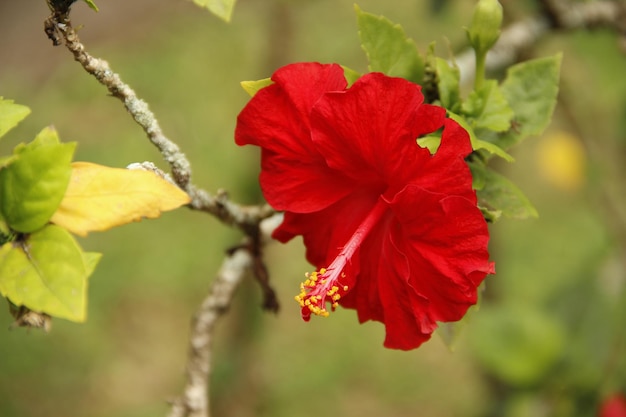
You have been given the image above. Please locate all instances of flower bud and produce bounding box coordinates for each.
[466,0,503,55]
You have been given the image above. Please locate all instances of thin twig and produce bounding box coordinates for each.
[166,212,281,417]
[44,9,276,233]
[42,6,282,417]
[167,245,254,417]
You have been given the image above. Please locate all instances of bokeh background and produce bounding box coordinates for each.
[1,0,625,416]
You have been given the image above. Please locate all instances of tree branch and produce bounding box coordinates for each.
[43,6,276,234]
[42,7,282,417]
[166,212,281,417]
[166,245,253,417]
[456,0,625,84]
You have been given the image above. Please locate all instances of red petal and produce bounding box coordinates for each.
[340,214,437,350]
[235,63,353,212]
[380,226,438,349]
[342,185,492,350]
[273,189,380,268]
[236,63,347,154]
[415,104,447,137]
[400,118,476,202]
[259,150,353,213]
[387,185,493,323]
[311,73,442,188]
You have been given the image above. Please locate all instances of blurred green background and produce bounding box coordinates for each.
[1,0,625,416]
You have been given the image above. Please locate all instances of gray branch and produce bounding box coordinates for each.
[166,212,280,417]
[45,13,275,232]
[456,0,625,84]
[166,245,253,417]
[43,7,280,417]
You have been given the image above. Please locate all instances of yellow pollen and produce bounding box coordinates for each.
[295,267,350,320]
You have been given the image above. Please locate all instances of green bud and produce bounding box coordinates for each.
[466,0,503,55]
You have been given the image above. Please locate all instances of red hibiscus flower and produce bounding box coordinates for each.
[235,62,494,350]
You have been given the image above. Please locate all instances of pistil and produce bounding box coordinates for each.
[295,197,389,320]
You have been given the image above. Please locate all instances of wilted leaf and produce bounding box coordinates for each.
[0,225,97,322]
[0,98,31,140]
[0,128,75,233]
[240,78,273,97]
[51,162,191,236]
[8,302,52,331]
[356,5,424,83]
[191,0,236,22]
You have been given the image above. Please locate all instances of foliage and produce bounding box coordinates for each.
[0,104,189,324]
[354,7,560,221]
[2,1,625,417]
[190,0,237,22]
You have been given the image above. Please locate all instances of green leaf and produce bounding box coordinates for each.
[470,305,565,386]
[468,159,487,191]
[0,98,31,140]
[435,58,461,112]
[462,80,514,132]
[240,78,273,97]
[469,161,502,222]
[81,0,98,11]
[191,0,236,22]
[474,165,538,219]
[355,5,424,83]
[0,128,76,233]
[82,252,102,277]
[28,124,61,148]
[341,65,361,87]
[497,54,562,149]
[0,155,17,169]
[449,113,514,162]
[0,213,10,243]
[416,135,441,154]
[0,225,98,322]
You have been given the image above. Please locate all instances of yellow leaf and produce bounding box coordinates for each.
[50,162,190,236]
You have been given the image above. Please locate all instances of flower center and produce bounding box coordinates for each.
[294,197,389,321]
